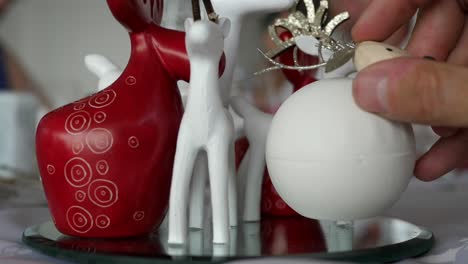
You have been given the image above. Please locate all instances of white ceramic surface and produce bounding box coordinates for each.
[231,97,273,221]
[84,54,122,91]
[168,18,236,245]
[190,0,296,226]
[266,78,416,221]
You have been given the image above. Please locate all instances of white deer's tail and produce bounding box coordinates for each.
[85,54,120,78]
[85,54,122,91]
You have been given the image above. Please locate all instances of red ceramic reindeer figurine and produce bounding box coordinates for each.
[36,0,192,238]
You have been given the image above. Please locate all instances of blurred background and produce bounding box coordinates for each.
[0,0,292,181]
[0,0,279,107]
[0,0,133,106]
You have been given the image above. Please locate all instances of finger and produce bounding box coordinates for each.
[458,0,468,13]
[432,126,459,137]
[330,0,411,45]
[415,129,468,181]
[407,0,465,61]
[352,0,432,42]
[353,58,468,126]
[329,0,369,38]
[385,24,410,46]
[448,19,468,65]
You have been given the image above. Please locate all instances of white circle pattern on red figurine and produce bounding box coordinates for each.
[72,142,84,155]
[263,199,272,212]
[128,136,139,149]
[47,165,55,175]
[96,215,111,229]
[66,206,93,234]
[93,112,107,124]
[65,111,91,135]
[125,76,137,86]
[75,191,86,202]
[65,158,93,188]
[86,128,114,154]
[89,90,116,109]
[73,103,86,111]
[88,179,118,208]
[275,200,287,209]
[96,160,109,176]
[133,211,145,221]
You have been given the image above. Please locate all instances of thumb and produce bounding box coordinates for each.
[353,58,468,127]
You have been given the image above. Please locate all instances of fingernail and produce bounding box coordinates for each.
[353,71,389,113]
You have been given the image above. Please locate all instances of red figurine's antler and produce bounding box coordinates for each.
[107,0,163,32]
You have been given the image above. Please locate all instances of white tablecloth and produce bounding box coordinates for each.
[1,178,468,264]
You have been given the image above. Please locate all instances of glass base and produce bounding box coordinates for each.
[23,216,434,263]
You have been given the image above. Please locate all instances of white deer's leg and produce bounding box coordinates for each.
[228,142,238,227]
[189,151,208,229]
[231,97,271,222]
[236,148,249,214]
[168,128,199,245]
[243,222,261,256]
[242,140,267,222]
[207,139,231,244]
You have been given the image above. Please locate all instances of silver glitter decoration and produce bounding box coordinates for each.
[258,0,356,75]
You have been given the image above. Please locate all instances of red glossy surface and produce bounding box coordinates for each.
[261,172,298,216]
[278,31,318,92]
[36,0,190,238]
[278,47,319,92]
[261,217,326,255]
[235,137,249,169]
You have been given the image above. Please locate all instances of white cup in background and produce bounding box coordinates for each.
[0,92,40,181]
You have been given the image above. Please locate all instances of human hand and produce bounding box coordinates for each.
[352,0,468,181]
[329,0,410,45]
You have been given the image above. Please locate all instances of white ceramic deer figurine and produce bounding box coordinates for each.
[168,17,235,245]
[230,96,273,221]
[188,0,297,228]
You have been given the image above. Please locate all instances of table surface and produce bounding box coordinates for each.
[0,176,467,264]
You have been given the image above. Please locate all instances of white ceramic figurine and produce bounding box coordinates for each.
[230,96,273,221]
[189,0,297,227]
[168,15,235,245]
[264,1,416,222]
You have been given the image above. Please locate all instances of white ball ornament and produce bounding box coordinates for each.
[266,66,416,221]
